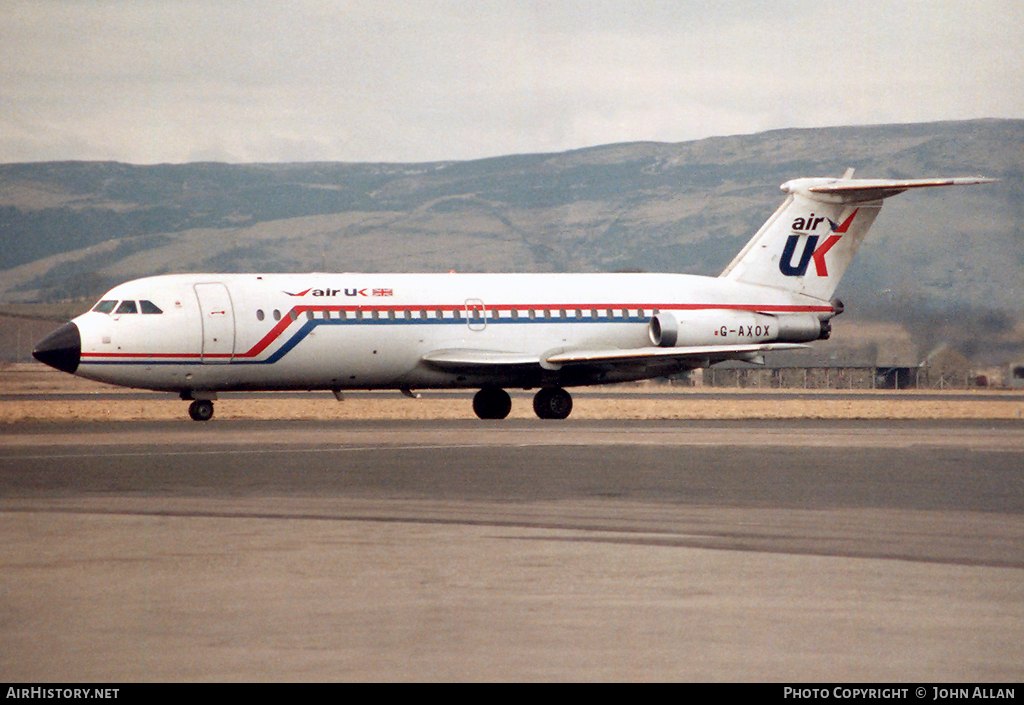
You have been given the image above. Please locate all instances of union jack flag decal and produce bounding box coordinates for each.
[373,288,393,297]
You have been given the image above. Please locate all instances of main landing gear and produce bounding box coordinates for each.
[532,387,573,420]
[471,386,573,420]
[187,399,215,421]
[472,386,512,420]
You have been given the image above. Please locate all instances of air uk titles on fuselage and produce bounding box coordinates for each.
[285,287,394,298]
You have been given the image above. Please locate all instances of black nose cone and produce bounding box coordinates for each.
[33,322,81,374]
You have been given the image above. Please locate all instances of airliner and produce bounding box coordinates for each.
[32,171,992,421]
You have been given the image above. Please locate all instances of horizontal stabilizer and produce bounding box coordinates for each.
[800,176,996,203]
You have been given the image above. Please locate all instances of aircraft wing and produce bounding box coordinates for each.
[422,343,807,372]
[543,343,808,367]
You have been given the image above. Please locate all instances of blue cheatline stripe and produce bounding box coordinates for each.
[254,319,319,364]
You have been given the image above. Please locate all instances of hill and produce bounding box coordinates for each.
[1,119,1021,322]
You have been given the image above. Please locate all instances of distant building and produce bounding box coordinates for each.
[1009,362,1024,389]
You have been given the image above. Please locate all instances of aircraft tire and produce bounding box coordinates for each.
[472,387,511,420]
[533,387,572,420]
[188,399,215,422]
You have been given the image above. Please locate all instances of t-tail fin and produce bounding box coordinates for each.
[719,171,995,301]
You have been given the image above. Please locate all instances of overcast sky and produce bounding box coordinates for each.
[2,0,1022,164]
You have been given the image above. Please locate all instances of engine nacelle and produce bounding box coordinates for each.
[648,313,678,347]
[648,311,828,346]
[774,314,827,342]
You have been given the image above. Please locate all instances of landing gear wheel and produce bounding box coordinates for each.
[188,399,215,422]
[533,387,572,419]
[472,386,512,420]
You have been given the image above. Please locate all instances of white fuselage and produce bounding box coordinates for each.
[71,272,831,393]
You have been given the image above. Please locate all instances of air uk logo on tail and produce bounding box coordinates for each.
[779,209,858,276]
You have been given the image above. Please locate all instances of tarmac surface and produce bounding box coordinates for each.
[1,418,1023,681]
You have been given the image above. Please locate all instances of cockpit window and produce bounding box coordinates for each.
[93,298,162,315]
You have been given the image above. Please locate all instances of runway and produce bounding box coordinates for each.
[2,418,1023,680]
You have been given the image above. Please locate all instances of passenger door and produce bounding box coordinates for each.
[194,283,235,362]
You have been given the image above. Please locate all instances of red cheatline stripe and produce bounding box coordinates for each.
[276,303,831,312]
